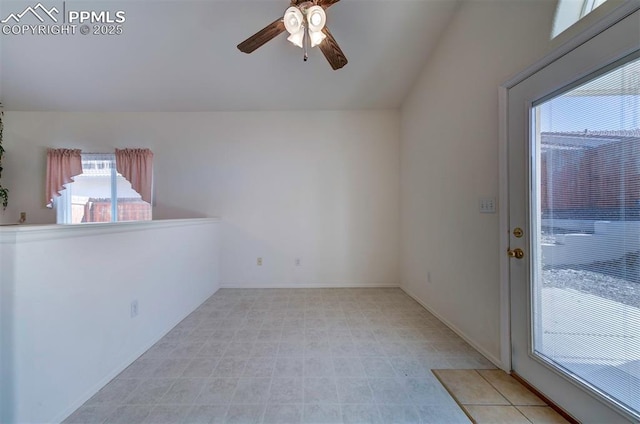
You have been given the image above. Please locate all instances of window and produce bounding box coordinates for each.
[55,153,152,224]
[552,0,609,38]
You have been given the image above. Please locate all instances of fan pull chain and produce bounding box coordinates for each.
[303,27,309,62]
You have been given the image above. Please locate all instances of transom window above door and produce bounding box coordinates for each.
[552,0,609,38]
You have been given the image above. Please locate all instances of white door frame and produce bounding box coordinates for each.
[497,0,640,373]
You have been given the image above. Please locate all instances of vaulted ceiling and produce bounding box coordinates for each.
[0,0,460,111]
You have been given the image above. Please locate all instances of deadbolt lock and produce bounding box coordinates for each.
[513,227,523,238]
[507,248,524,259]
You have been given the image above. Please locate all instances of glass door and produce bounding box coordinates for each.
[508,9,640,424]
[533,55,640,417]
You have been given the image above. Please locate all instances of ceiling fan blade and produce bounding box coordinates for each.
[237,18,286,54]
[318,27,348,70]
[317,0,341,9]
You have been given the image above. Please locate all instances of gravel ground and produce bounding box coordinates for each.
[543,268,640,308]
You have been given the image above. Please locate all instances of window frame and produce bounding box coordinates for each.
[54,153,151,224]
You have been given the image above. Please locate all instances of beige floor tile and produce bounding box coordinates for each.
[464,405,530,424]
[433,369,510,405]
[517,406,570,424]
[478,369,546,406]
[64,289,492,423]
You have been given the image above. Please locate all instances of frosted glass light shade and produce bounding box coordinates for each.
[306,6,326,33]
[284,7,304,34]
[287,29,305,48]
[309,30,326,47]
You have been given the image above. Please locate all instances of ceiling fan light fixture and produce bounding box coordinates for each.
[237,0,347,70]
[306,6,326,32]
[309,30,326,47]
[283,6,304,34]
[287,29,305,48]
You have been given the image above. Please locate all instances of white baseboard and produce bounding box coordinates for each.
[399,285,506,371]
[220,282,401,289]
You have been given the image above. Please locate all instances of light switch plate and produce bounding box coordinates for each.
[479,197,496,213]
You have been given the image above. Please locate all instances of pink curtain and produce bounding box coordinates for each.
[46,148,82,208]
[115,148,154,204]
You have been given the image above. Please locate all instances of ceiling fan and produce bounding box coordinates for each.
[237,0,348,70]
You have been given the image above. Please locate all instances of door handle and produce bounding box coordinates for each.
[507,248,524,259]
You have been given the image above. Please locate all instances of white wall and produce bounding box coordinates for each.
[400,0,556,365]
[0,219,220,424]
[0,111,400,287]
[0,232,17,423]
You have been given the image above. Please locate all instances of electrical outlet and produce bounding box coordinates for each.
[257,257,263,266]
[130,300,139,318]
[295,258,301,266]
[479,197,496,213]
[427,271,431,283]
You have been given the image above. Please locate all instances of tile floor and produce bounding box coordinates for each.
[64,288,498,424]
[433,369,570,424]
